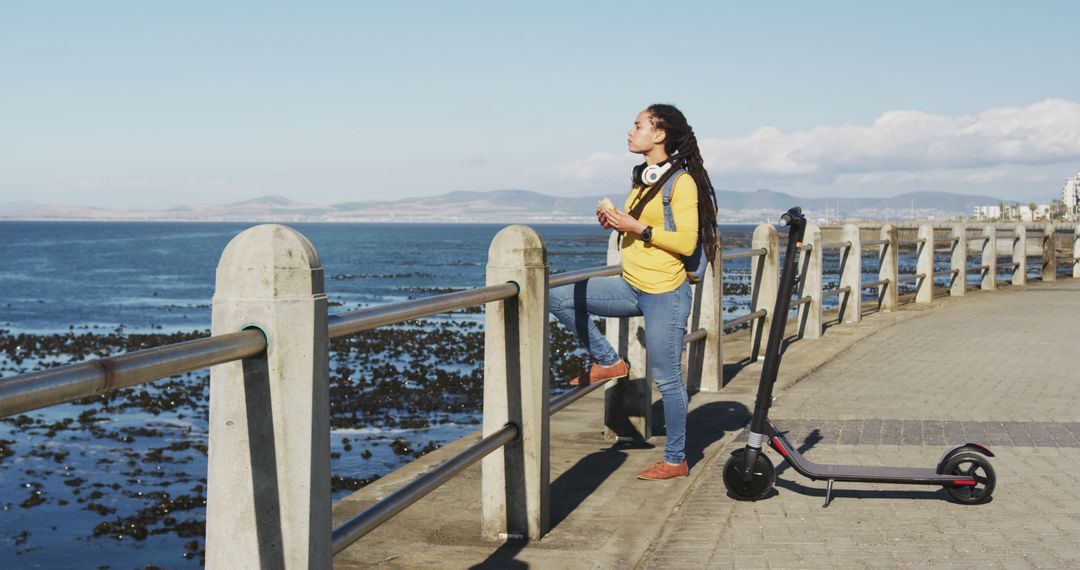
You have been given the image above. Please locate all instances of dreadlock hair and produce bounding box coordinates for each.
[626,103,719,262]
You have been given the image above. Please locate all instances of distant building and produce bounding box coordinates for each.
[1016,204,1051,222]
[1064,171,1080,214]
[972,204,1002,219]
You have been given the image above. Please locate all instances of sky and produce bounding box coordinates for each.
[2,1,1080,209]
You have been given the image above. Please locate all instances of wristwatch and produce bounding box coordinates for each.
[640,226,653,242]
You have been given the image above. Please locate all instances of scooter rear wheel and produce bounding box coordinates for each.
[942,451,995,504]
[723,448,775,501]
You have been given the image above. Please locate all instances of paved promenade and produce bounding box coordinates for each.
[334,277,1080,569]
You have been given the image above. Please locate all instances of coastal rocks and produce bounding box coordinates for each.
[0,318,591,566]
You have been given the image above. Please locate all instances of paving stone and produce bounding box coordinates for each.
[639,279,1080,570]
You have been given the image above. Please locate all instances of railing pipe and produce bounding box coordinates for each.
[0,329,265,418]
[548,265,621,288]
[822,286,851,298]
[550,378,613,415]
[722,248,767,260]
[332,423,518,553]
[328,284,519,338]
[683,328,707,343]
[723,309,767,331]
[862,278,889,289]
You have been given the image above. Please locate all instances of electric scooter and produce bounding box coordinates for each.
[722,207,997,507]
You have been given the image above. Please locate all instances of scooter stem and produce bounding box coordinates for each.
[745,207,805,453]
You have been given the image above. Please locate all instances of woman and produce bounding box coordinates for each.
[549,103,719,480]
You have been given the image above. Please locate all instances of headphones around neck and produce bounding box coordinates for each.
[631,160,673,187]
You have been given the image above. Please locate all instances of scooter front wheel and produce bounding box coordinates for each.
[942,451,995,504]
[723,448,775,501]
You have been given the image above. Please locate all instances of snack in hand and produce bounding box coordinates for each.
[597,197,616,212]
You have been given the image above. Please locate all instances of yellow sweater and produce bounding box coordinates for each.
[621,172,699,293]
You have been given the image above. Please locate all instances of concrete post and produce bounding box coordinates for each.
[799,223,822,339]
[950,223,967,297]
[1042,225,1056,282]
[1012,224,1027,286]
[878,224,899,311]
[1071,224,1080,280]
[916,224,934,303]
[207,224,330,570]
[603,231,650,441]
[981,225,997,291]
[839,224,862,323]
[698,232,724,392]
[750,223,779,361]
[481,225,550,541]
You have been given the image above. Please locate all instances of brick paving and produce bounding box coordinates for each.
[335,278,1080,569]
[640,279,1080,569]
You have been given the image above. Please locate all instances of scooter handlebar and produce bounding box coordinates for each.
[778,206,804,228]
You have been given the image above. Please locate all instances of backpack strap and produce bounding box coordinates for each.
[660,168,686,232]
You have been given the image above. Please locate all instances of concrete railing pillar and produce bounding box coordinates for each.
[750,223,779,361]
[698,232,724,392]
[482,225,550,541]
[799,223,822,339]
[916,224,934,303]
[950,223,967,297]
[839,224,862,323]
[603,231,650,441]
[1074,224,1080,279]
[1012,224,1027,286]
[207,224,330,569]
[878,223,899,311]
[1042,225,1056,282]
[981,225,997,291]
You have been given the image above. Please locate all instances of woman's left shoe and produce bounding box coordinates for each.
[636,460,689,480]
[569,359,629,386]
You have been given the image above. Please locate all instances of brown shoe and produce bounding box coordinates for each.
[636,460,689,480]
[569,359,630,386]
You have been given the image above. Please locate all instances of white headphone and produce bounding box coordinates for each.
[631,161,673,186]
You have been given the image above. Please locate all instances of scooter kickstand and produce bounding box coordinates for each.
[823,480,834,508]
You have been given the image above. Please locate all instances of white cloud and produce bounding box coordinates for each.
[536,151,639,182]
[551,99,1080,192]
[701,98,1080,177]
[835,168,1012,185]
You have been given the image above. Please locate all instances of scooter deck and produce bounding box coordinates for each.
[769,433,959,485]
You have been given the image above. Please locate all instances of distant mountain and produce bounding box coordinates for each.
[227,195,303,208]
[0,201,38,213]
[712,189,1001,215]
[0,188,1006,223]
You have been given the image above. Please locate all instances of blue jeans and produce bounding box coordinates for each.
[549,276,692,464]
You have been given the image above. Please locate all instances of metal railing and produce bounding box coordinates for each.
[0,329,266,417]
